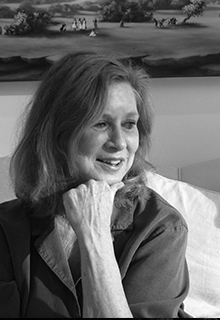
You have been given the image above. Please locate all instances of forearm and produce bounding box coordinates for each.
[63,180,130,317]
[78,233,133,318]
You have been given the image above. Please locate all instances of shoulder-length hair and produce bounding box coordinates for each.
[10,51,154,217]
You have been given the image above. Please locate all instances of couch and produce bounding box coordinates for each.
[0,155,220,317]
[148,161,220,318]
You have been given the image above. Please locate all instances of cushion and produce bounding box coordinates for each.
[181,158,220,193]
[0,156,15,203]
[147,171,220,317]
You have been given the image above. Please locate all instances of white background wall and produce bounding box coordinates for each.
[150,76,220,168]
[1,76,220,168]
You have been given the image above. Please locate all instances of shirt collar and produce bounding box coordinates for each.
[110,198,139,231]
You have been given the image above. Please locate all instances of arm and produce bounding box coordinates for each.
[0,200,31,318]
[78,225,132,318]
[63,179,133,318]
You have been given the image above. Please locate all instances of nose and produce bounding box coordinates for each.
[106,127,126,151]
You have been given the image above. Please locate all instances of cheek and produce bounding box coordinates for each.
[78,131,101,156]
[130,130,139,154]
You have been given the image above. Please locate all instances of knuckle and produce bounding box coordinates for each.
[88,179,96,186]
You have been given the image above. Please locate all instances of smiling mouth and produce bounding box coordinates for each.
[97,159,123,167]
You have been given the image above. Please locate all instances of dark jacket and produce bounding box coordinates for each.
[0,189,191,318]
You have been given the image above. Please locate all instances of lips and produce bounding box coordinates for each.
[97,158,123,167]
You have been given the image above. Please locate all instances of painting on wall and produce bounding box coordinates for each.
[0,0,220,81]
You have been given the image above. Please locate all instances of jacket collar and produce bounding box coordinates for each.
[33,217,77,296]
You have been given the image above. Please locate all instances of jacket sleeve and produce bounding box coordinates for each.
[121,220,190,317]
[0,224,21,317]
[0,200,31,318]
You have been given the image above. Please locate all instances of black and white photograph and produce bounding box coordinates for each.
[1,1,220,319]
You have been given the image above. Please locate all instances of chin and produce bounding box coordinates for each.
[82,169,124,185]
[103,176,124,186]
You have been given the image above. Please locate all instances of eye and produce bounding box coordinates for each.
[123,120,137,130]
[94,121,107,129]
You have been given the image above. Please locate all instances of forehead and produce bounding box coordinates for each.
[102,82,138,115]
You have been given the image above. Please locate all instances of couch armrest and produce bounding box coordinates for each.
[155,165,180,181]
[181,158,220,193]
[0,156,15,203]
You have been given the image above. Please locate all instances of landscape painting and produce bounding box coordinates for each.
[0,0,220,81]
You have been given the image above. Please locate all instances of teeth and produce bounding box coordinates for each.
[101,159,121,166]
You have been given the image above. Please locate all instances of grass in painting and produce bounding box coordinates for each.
[0,6,220,59]
[0,3,220,79]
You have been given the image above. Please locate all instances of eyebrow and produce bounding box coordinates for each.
[102,112,140,119]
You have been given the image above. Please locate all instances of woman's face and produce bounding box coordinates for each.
[69,82,140,186]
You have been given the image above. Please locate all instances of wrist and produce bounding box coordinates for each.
[78,230,114,257]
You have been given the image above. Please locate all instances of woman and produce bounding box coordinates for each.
[0,51,191,318]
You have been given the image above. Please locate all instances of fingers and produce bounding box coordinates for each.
[62,180,125,233]
[63,179,124,204]
[110,181,124,194]
[86,179,124,195]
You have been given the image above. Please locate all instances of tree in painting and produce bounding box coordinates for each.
[99,0,153,22]
[4,10,51,35]
[182,0,206,24]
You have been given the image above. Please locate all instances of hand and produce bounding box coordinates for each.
[62,179,124,239]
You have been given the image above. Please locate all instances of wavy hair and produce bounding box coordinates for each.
[10,51,154,217]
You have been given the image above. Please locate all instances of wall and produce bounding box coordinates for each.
[1,77,220,168]
[0,81,37,158]
[149,76,220,168]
